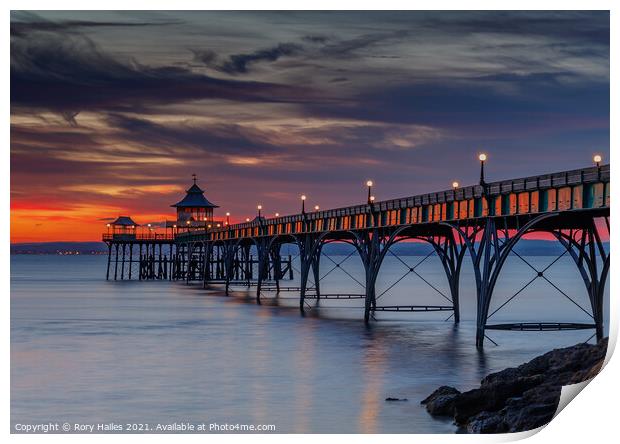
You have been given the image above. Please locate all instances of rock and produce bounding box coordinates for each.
[421,386,460,404]
[421,386,461,416]
[453,375,544,424]
[423,338,608,433]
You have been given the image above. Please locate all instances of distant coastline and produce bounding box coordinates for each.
[10,239,608,256]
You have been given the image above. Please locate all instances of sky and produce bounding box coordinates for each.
[10,11,609,242]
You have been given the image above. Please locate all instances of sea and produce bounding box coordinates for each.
[10,253,609,433]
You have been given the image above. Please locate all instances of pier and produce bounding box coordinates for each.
[103,159,610,347]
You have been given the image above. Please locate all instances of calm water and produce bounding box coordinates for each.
[11,254,609,433]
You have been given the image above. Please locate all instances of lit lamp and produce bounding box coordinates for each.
[275,212,279,217]
[369,195,375,203]
[594,154,602,168]
[478,153,487,186]
[366,180,373,204]
[226,212,230,225]
[257,204,262,218]
[246,217,250,222]
[301,194,306,213]
[452,181,459,191]
[314,205,320,211]
[106,223,110,234]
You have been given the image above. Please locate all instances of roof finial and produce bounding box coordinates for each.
[192,173,197,185]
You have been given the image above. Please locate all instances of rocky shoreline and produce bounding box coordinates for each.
[422,338,608,433]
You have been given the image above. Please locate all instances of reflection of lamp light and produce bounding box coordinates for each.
[366,180,373,204]
[594,154,602,167]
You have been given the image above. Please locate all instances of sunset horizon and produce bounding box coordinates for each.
[10,11,609,243]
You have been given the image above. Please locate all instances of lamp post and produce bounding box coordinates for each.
[226,212,230,225]
[257,205,262,218]
[452,181,459,191]
[366,180,373,204]
[594,154,602,168]
[301,194,306,214]
[106,223,110,235]
[478,153,487,186]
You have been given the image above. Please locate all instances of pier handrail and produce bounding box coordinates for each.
[180,164,609,237]
[102,233,175,241]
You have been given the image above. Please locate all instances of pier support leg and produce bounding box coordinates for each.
[256,240,269,304]
[311,243,322,302]
[128,244,133,280]
[114,243,119,281]
[297,234,321,314]
[105,243,112,280]
[449,214,557,347]
[554,218,610,342]
[428,233,466,323]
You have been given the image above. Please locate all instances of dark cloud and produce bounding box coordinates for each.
[191,49,218,66]
[320,31,408,57]
[302,35,331,44]
[106,113,284,157]
[298,78,609,137]
[11,28,310,123]
[424,12,609,46]
[196,43,304,74]
[11,15,181,37]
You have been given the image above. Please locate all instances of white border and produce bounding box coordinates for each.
[4,2,617,443]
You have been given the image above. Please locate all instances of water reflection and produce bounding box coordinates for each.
[11,255,609,433]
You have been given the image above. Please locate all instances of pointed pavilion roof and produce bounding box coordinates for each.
[171,175,219,208]
[111,216,139,226]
